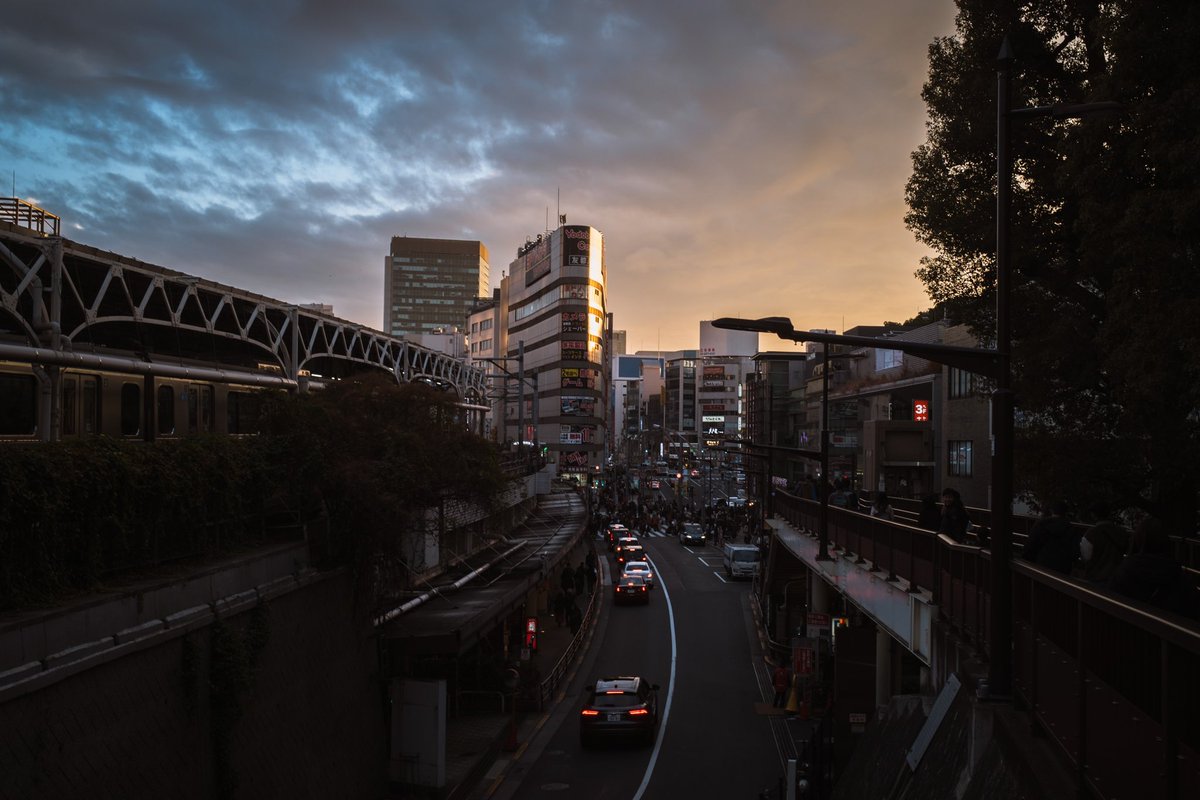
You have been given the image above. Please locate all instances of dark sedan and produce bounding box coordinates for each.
[679,523,706,546]
[613,575,650,605]
[579,676,660,746]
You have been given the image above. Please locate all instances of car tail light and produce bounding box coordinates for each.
[581,709,599,716]
[628,708,649,716]
[640,586,647,592]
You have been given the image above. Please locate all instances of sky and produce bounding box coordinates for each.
[1,0,958,354]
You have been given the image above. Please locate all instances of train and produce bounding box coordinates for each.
[0,359,282,442]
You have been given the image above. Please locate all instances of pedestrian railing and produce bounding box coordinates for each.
[770,489,1200,799]
[537,571,601,710]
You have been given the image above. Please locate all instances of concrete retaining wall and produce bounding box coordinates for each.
[0,569,386,800]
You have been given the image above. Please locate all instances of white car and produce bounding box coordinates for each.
[622,561,655,589]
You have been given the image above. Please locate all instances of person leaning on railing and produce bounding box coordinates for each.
[869,491,895,521]
[1109,518,1199,621]
[937,488,971,543]
[1022,500,1079,575]
[1076,503,1131,585]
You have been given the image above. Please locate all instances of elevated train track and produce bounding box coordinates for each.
[1,200,486,440]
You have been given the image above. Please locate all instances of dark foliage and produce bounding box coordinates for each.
[905,1,1200,531]
[0,375,506,610]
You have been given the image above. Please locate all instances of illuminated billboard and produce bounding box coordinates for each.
[561,368,597,389]
[561,311,587,334]
[561,396,596,416]
[523,236,552,287]
[562,225,591,268]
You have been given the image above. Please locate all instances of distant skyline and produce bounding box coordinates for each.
[1,1,957,353]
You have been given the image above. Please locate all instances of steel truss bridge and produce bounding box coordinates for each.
[1,202,487,426]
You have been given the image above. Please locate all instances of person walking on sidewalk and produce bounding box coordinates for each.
[772,664,790,708]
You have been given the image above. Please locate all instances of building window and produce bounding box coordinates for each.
[948,440,973,477]
[949,368,974,399]
[876,349,902,370]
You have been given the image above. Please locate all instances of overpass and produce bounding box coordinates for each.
[757,490,1199,799]
[1,198,486,438]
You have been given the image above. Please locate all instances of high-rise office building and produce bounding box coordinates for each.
[384,237,489,337]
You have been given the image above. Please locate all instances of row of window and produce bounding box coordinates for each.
[511,284,601,323]
[0,373,258,438]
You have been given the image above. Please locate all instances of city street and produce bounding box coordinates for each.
[486,533,789,799]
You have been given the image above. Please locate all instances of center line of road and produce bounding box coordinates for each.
[633,554,676,800]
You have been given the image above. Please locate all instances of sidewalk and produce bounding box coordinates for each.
[442,537,602,800]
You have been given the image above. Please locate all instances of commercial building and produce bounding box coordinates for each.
[497,224,608,478]
[741,320,990,504]
[384,237,489,338]
[611,354,666,466]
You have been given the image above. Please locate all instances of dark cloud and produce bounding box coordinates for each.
[1,0,956,350]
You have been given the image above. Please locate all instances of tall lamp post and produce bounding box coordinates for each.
[992,35,1121,697]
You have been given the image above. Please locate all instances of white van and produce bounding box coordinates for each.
[723,543,760,580]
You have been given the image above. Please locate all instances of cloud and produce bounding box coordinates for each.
[0,0,956,350]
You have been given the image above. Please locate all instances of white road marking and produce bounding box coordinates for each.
[713,572,729,584]
[634,554,677,800]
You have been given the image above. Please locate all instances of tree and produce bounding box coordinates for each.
[905,2,1200,532]
[259,374,507,594]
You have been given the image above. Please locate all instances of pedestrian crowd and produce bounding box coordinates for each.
[851,482,1197,621]
[552,557,597,633]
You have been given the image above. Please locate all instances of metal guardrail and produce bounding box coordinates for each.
[1,197,60,235]
[537,571,601,710]
[771,489,1200,800]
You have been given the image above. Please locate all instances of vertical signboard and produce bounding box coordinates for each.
[562,225,590,267]
[913,400,930,422]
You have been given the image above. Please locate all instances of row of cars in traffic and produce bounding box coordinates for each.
[606,523,656,605]
[580,522,662,747]
[579,519,762,748]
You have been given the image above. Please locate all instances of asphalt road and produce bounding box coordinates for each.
[490,531,790,799]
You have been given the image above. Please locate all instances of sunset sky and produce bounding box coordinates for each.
[1,0,958,353]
